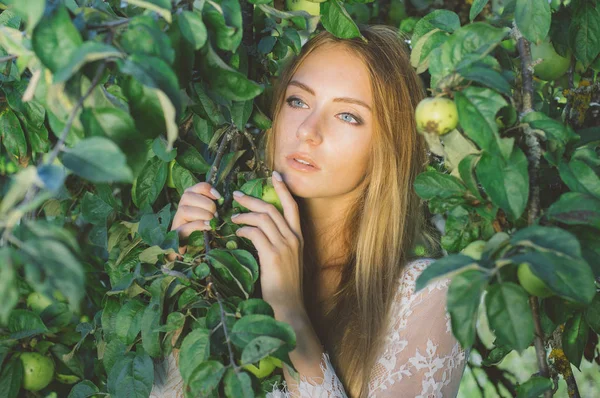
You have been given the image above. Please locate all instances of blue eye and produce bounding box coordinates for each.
[286,97,307,108]
[339,113,359,124]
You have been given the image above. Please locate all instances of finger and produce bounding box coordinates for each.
[184,182,222,201]
[231,212,285,247]
[271,171,302,240]
[235,226,274,260]
[232,191,292,243]
[178,205,218,223]
[176,220,212,240]
[180,192,218,215]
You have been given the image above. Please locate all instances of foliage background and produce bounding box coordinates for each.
[0,0,599,397]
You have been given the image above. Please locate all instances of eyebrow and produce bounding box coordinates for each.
[288,80,372,112]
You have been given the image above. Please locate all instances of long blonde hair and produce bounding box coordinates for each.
[263,25,441,397]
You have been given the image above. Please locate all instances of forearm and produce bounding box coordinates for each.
[274,306,327,393]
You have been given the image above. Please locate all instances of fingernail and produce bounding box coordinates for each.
[214,211,219,218]
[204,220,210,226]
[210,188,222,199]
[231,213,240,219]
[233,191,244,198]
[272,171,283,182]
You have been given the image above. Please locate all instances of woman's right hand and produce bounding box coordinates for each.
[166,182,222,262]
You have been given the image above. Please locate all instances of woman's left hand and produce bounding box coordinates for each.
[231,171,305,316]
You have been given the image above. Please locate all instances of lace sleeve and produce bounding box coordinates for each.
[367,258,468,398]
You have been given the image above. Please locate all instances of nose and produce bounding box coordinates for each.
[296,111,323,145]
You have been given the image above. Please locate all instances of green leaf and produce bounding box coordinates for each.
[120,15,175,64]
[126,0,172,23]
[238,299,275,317]
[569,1,600,68]
[562,313,589,370]
[470,0,490,22]
[547,192,600,229]
[8,309,48,339]
[107,351,154,398]
[241,336,286,365]
[187,361,225,397]
[22,238,85,312]
[224,368,254,398]
[0,105,27,159]
[141,276,175,357]
[486,283,534,353]
[199,43,264,101]
[115,299,146,345]
[31,4,83,72]
[320,0,362,40]
[0,356,23,398]
[60,137,133,183]
[0,248,18,325]
[172,161,200,196]
[415,255,479,292]
[230,315,296,351]
[428,23,510,88]
[457,66,512,96]
[133,156,168,209]
[413,171,467,200]
[177,143,211,174]
[458,154,484,200]
[511,251,595,304]
[207,249,259,299]
[559,158,600,200]
[584,294,600,334]
[455,86,513,160]
[2,0,44,32]
[447,269,490,349]
[179,328,211,383]
[67,380,100,398]
[179,11,207,50]
[411,9,458,45]
[81,192,114,225]
[515,0,551,44]
[102,339,127,375]
[509,225,583,259]
[475,147,529,221]
[516,376,552,398]
[54,42,124,83]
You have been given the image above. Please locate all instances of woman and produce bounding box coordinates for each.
[153,24,467,397]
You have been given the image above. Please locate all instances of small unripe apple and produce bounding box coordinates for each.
[517,263,554,298]
[530,40,571,81]
[415,97,459,136]
[285,0,320,15]
[242,357,277,379]
[262,185,283,214]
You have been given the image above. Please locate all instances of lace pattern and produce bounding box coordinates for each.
[150,258,467,398]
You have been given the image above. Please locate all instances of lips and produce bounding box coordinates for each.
[286,153,320,169]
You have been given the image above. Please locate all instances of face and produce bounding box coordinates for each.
[273,43,374,200]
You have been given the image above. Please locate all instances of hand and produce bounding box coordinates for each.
[231,171,305,315]
[166,182,222,262]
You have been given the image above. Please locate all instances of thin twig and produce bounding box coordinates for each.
[513,23,553,398]
[0,54,18,63]
[87,19,130,30]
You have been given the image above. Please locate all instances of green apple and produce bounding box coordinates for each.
[20,352,55,392]
[27,292,54,315]
[517,263,554,298]
[285,0,320,15]
[242,357,277,379]
[226,240,238,250]
[460,240,486,261]
[167,159,176,188]
[530,40,571,81]
[262,184,283,214]
[415,97,459,136]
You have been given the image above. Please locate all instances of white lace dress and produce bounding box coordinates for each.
[150,258,468,398]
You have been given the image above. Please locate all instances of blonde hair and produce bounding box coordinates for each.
[263,25,441,397]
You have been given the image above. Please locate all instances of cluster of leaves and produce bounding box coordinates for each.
[0,1,598,398]
[409,0,600,396]
[0,0,369,397]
